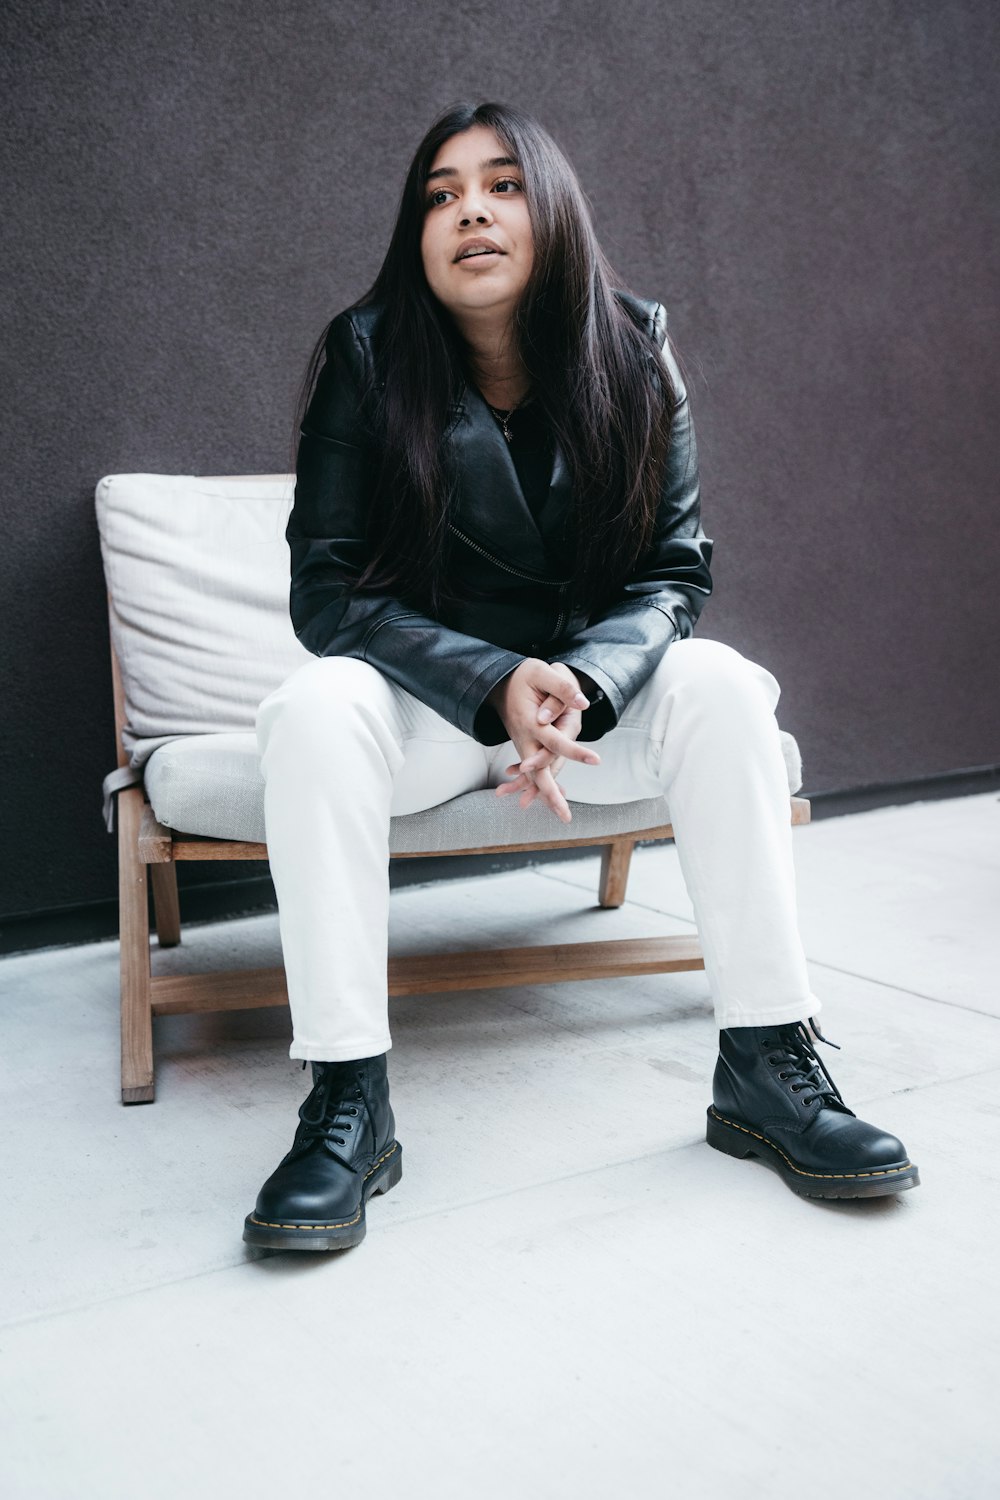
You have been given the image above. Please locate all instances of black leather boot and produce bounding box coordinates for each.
[243,1054,402,1251]
[706,1020,919,1199]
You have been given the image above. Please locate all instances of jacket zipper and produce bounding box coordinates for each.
[448,525,569,586]
[449,525,572,643]
[552,584,569,639]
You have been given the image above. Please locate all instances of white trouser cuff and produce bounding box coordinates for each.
[715,997,823,1031]
[289,1035,394,1064]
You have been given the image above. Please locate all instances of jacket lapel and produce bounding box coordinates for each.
[532,436,573,561]
[445,385,553,576]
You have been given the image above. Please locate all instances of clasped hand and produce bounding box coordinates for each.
[488,659,601,825]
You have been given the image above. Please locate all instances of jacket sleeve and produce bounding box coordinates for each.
[553,312,714,740]
[287,312,525,742]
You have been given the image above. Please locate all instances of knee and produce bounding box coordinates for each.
[256,656,396,758]
[655,638,781,715]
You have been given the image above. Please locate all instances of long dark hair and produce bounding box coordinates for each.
[295,100,680,612]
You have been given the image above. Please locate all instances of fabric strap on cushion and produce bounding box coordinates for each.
[101,766,143,832]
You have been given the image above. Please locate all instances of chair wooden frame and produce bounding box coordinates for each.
[110,630,810,1103]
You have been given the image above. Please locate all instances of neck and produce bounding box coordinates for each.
[451,306,531,409]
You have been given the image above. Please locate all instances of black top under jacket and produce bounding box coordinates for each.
[495,398,555,528]
[287,290,714,743]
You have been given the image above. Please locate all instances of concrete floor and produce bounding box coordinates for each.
[2,792,998,1499]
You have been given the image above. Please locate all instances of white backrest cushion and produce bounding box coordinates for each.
[96,473,311,766]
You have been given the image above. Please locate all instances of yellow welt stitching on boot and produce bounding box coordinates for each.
[708,1108,913,1181]
[250,1207,362,1231]
[249,1143,400,1231]
[362,1143,399,1180]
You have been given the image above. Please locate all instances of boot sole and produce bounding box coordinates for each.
[242,1140,403,1251]
[706,1108,920,1199]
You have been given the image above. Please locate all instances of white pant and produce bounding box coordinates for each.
[256,639,820,1061]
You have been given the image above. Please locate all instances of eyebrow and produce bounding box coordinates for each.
[425,155,519,183]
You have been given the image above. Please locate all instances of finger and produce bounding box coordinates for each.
[495,773,531,798]
[521,731,600,771]
[538,690,589,721]
[506,745,558,776]
[536,690,585,725]
[504,664,584,726]
[504,756,552,776]
[536,780,566,816]
[529,663,590,714]
[511,757,556,781]
[533,764,569,821]
[533,765,572,823]
[526,754,566,784]
[496,757,548,808]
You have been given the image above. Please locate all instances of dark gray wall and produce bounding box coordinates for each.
[2,0,998,929]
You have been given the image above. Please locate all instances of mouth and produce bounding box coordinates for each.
[454,239,504,263]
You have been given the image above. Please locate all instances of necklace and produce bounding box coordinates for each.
[485,391,531,442]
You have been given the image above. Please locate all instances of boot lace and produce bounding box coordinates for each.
[288,1063,365,1165]
[763,1017,847,1110]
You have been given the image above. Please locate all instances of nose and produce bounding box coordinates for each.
[458,190,493,227]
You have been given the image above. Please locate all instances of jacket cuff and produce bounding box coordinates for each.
[461,653,524,744]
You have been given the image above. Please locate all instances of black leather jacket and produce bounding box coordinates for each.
[288,290,713,743]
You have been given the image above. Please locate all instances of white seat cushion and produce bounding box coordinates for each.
[142,730,804,850]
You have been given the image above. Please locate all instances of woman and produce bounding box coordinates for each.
[244,102,918,1252]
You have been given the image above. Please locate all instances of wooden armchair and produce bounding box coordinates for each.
[99,473,809,1103]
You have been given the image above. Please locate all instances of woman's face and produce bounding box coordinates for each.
[420,125,534,323]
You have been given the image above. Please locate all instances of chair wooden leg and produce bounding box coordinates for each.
[151,862,181,947]
[118,788,154,1103]
[598,838,635,909]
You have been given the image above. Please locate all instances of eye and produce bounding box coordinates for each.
[426,177,523,209]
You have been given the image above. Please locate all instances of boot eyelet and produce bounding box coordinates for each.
[778,1071,789,1080]
[348,1107,359,1116]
